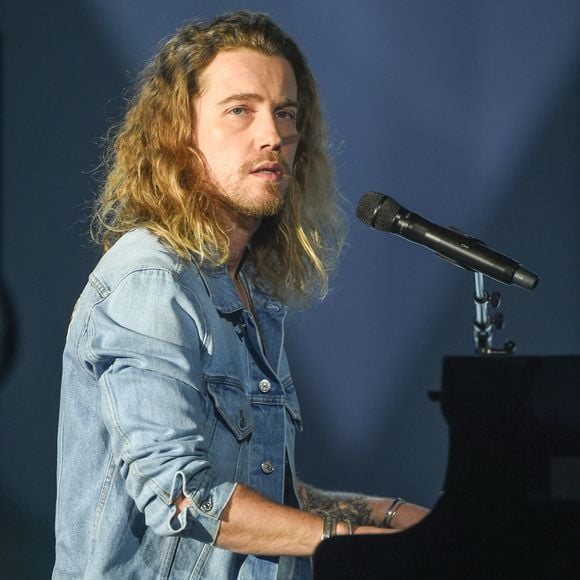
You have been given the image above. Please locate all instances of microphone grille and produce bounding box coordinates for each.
[356,192,401,231]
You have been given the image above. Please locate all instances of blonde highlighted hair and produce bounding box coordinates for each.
[92,11,345,306]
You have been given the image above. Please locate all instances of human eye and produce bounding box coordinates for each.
[275,109,297,123]
[227,105,251,117]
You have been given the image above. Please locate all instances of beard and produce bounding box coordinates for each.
[211,155,293,218]
[218,182,285,217]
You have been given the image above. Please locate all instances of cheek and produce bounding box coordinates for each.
[204,149,245,184]
[207,127,246,158]
[285,142,299,168]
[196,127,221,159]
[197,132,234,173]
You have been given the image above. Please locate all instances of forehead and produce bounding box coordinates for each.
[198,48,298,101]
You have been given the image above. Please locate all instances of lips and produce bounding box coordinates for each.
[250,162,284,176]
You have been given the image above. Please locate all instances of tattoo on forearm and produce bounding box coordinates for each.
[296,483,374,526]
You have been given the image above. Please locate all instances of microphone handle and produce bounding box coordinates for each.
[394,212,525,286]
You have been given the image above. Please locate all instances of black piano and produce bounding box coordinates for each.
[313,356,580,579]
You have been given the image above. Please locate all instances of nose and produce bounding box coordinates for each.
[256,112,282,152]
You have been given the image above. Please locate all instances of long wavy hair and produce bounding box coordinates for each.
[92,11,345,306]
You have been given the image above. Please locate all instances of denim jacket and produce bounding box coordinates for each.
[53,229,311,579]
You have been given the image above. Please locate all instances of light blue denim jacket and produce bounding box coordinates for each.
[53,229,311,579]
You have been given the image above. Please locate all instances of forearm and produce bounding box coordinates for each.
[296,481,428,530]
[176,482,392,557]
[214,484,325,556]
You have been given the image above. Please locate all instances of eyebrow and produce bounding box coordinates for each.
[217,93,299,110]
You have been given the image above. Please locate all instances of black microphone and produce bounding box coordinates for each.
[356,191,539,290]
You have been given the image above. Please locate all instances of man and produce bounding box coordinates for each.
[53,11,427,580]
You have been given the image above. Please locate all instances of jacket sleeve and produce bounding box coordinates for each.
[84,267,236,542]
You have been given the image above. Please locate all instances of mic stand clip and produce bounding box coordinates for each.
[473,272,516,355]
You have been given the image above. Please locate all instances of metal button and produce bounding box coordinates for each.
[260,460,275,475]
[199,496,213,512]
[258,379,271,393]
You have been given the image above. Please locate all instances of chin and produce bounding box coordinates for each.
[243,187,286,216]
[240,198,284,218]
[219,182,287,218]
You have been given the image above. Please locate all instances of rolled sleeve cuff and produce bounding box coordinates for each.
[161,470,237,543]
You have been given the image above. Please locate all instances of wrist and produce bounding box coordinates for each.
[336,519,352,536]
[320,515,353,541]
[381,497,406,529]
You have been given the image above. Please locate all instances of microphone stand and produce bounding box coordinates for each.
[473,272,515,355]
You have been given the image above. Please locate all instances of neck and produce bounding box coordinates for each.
[225,213,262,280]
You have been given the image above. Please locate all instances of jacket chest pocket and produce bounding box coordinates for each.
[282,378,303,433]
[206,380,254,481]
[206,381,254,439]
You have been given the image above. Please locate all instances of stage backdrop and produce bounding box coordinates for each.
[1,1,579,577]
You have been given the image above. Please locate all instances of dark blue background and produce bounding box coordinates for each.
[1,1,579,576]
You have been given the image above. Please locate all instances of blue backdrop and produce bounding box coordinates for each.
[1,1,579,577]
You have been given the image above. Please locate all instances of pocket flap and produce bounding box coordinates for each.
[283,380,303,432]
[207,381,254,440]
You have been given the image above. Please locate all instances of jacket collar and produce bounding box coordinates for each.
[194,259,288,319]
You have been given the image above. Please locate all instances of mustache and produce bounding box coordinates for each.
[240,154,292,177]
